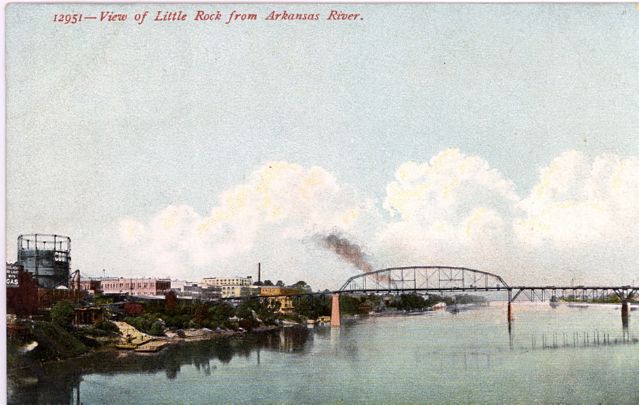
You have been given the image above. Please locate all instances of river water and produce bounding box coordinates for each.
[8,303,639,404]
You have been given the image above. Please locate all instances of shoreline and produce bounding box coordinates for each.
[8,324,283,376]
[9,301,633,373]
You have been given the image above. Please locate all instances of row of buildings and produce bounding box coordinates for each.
[80,277,172,296]
[79,275,303,300]
[7,234,304,315]
[77,275,301,313]
[79,276,255,298]
[9,234,275,298]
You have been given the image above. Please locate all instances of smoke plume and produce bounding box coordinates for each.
[317,233,399,288]
[317,233,373,273]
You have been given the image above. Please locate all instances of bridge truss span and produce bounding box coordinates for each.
[509,286,638,303]
[338,266,509,293]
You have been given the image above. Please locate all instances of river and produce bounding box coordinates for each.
[8,303,639,404]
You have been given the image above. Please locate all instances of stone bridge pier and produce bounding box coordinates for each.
[614,289,635,328]
[331,294,341,327]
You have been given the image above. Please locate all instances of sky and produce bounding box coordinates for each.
[5,3,639,290]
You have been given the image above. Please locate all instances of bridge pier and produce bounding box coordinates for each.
[507,289,513,323]
[622,300,629,328]
[331,293,341,327]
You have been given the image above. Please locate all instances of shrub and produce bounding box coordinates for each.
[148,321,165,336]
[164,291,178,314]
[193,305,209,326]
[94,319,119,334]
[28,321,88,361]
[51,300,75,329]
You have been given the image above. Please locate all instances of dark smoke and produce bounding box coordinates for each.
[317,233,396,287]
[317,233,373,273]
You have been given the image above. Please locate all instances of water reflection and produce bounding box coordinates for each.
[622,304,630,329]
[528,330,638,349]
[507,304,634,350]
[509,319,636,351]
[8,327,309,405]
[9,306,639,404]
[329,326,340,349]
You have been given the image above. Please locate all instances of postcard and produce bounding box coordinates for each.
[5,3,639,404]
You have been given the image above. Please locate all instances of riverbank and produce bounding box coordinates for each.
[8,320,283,376]
[111,321,272,351]
[9,304,639,405]
[8,323,291,397]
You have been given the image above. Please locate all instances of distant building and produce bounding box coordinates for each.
[16,234,71,289]
[259,286,300,314]
[200,276,255,298]
[200,287,223,300]
[100,277,171,296]
[122,302,144,316]
[200,276,253,288]
[6,264,39,316]
[73,307,104,326]
[171,279,222,300]
[219,285,254,299]
[170,279,197,293]
[80,279,103,294]
[259,286,300,296]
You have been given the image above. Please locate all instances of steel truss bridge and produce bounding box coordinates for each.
[337,266,638,304]
[238,265,636,327]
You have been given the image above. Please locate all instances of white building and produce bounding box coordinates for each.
[171,279,222,300]
[200,276,255,298]
[200,276,253,288]
[219,285,254,299]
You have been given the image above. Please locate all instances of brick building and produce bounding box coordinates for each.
[100,277,171,296]
[80,279,103,294]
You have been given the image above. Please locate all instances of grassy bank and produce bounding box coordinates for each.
[8,320,122,371]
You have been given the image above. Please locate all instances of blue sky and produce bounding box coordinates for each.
[6,4,639,289]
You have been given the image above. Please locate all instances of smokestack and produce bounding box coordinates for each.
[258,262,261,283]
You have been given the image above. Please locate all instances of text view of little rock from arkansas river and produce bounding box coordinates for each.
[90,9,362,25]
[5,3,639,404]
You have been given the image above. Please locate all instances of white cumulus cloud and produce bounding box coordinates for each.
[515,151,639,248]
[118,162,375,284]
[376,149,518,273]
[117,150,639,288]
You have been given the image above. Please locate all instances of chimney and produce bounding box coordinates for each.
[258,262,261,284]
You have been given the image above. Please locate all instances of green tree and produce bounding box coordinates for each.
[294,295,330,319]
[235,302,255,320]
[339,295,361,315]
[291,280,312,293]
[193,305,209,326]
[164,290,178,314]
[148,321,165,336]
[208,302,235,328]
[51,300,75,329]
[394,294,427,311]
